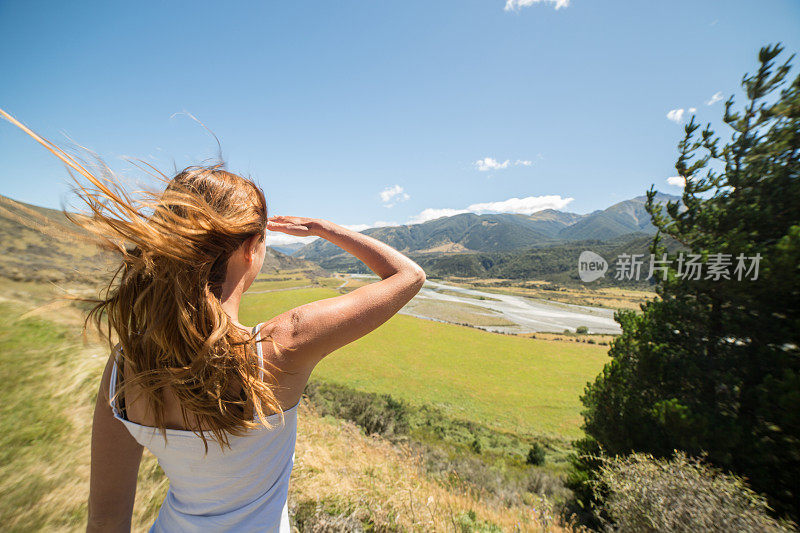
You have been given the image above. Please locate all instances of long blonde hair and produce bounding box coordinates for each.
[0,108,293,451]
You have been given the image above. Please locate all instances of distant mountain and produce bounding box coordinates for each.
[0,191,682,286]
[294,193,682,263]
[268,243,307,256]
[557,193,677,241]
[522,209,585,238]
[295,211,561,261]
[260,246,325,275]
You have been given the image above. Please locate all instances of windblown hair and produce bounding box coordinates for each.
[0,108,294,451]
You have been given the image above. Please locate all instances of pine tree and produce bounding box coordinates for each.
[570,44,800,523]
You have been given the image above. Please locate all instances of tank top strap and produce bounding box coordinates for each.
[253,322,264,381]
[108,345,123,417]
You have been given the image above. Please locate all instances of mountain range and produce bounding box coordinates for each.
[0,191,682,287]
[291,193,681,261]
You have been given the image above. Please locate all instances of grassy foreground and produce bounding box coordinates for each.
[0,296,569,531]
[241,287,611,439]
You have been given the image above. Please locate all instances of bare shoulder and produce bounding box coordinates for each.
[253,311,315,409]
[254,310,302,367]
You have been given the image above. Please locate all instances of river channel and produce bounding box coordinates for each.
[345,274,622,335]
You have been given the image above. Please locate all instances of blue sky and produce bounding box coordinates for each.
[1,1,798,246]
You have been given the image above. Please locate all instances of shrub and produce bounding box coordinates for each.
[575,326,589,334]
[470,438,482,454]
[303,381,410,438]
[455,509,502,533]
[526,443,546,466]
[591,451,795,532]
[290,499,366,532]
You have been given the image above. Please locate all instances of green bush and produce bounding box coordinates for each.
[303,381,410,438]
[456,509,502,533]
[470,438,482,454]
[526,442,546,466]
[592,451,795,532]
[575,326,589,335]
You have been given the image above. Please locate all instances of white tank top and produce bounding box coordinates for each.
[108,323,300,532]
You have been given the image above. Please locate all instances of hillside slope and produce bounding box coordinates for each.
[0,193,321,283]
[557,193,677,241]
[0,193,111,284]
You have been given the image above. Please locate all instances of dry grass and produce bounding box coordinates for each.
[292,402,567,532]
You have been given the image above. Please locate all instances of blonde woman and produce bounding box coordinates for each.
[0,110,426,532]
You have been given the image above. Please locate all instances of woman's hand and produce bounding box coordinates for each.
[267,215,324,237]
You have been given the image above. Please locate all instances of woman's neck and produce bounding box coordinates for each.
[220,276,246,326]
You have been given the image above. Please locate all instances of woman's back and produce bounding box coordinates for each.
[109,323,300,532]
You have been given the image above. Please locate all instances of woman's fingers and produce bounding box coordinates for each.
[267,215,316,236]
[267,220,309,235]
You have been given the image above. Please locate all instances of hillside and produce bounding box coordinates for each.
[0,193,322,284]
[557,193,677,241]
[0,194,112,284]
[268,242,307,256]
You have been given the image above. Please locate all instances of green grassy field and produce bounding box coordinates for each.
[0,301,102,530]
[241,287,610,439]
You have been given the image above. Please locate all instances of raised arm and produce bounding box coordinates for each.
[264,217,425,370]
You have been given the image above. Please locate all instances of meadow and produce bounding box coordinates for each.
[240,285,610,440]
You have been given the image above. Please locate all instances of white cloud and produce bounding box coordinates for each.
[666,176,686,188]
[408,195,574,224]
[379,185,410,207]
[475,157,510,171]
[408,208,471,225]
[343,223,372,232]
[688,107,696,113]
[475,157,534,171]
[344,220,398,232]
[505,0,570,11]
[706,91,724,105]
[265,233,318,247]
[666,109,685,123]
[468,195,574,215]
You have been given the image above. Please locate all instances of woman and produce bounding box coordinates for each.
[0,110,426,532]
[91,203,424,531]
